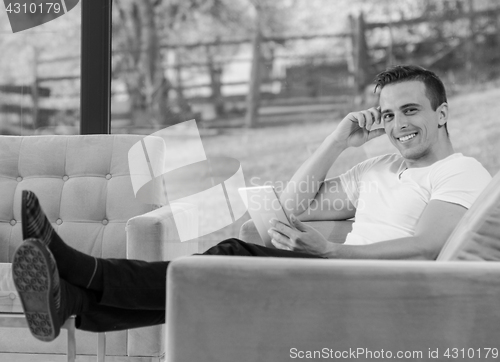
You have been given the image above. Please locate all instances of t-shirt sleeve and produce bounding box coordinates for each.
[338,154,389,208]
[429,157,492,209]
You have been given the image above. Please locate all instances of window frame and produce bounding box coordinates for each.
[80,0,112,135]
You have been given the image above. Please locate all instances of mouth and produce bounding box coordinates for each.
[397,132,418,143]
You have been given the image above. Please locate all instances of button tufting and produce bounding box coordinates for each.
[102,219,108,225]
[16,176,22,182]
[105,174,112,180]
[56,219,63,225]
[62,175,69,181]
[9,293,16,300]
[10,219,16,226]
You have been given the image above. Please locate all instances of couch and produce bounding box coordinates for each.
[0,135,198,362]
[165,169,500,362]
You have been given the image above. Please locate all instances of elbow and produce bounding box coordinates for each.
[422,249,440,261]
[418,240,443,260]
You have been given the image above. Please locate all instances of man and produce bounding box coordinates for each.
[271,64,491,259]
[13,65,491,342]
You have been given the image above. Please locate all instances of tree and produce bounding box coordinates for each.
[114,0,170,127]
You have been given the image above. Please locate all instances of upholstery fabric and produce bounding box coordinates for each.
[0,135,161,262]
[438,170,500,261]
[166,257,500,362]
[0,135,167,358]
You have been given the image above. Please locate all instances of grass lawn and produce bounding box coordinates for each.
[192,85,500,246]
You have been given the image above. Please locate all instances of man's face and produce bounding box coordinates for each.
[379,81,447,164]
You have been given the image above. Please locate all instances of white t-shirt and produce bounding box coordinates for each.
[338,153,492,245]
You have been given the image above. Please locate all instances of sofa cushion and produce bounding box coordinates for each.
[0,135,167,357]
[0,135,160,263]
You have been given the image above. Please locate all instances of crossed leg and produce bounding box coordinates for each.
[13,190,325,340]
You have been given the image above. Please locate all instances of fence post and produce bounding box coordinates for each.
[349,12,370,105]
[245,4,263,128]
[31,47,40,130]
[465,0,476,83]
[497,10,500,60]
[206,38,225,118]
[174,50,189,116]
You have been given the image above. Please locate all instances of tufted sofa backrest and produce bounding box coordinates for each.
[0,135,160,263]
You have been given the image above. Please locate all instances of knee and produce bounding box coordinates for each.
[217,238,245,247]
[203,238,248,256]
[239,220,264,246]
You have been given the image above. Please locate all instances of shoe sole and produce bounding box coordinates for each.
[12,239,60,342]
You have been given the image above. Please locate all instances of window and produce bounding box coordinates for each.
[109,1,500,243]
[0,1,81,135]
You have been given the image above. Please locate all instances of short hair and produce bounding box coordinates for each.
[373,65,448,133]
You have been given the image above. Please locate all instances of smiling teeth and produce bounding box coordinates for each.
[399,133,416,142]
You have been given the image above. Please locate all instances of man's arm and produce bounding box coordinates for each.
[269,200,467,260]
[278,138,346,218]
[293,176,357,222]
[279,107,385,219]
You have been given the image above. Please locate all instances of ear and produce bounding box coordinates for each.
[437,102,448,127]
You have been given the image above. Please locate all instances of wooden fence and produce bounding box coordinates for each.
[2,1,500,133]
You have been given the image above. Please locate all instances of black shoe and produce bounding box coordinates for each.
[12,238,65,342]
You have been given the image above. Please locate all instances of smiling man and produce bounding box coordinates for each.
[12,65,493,342]
[275,64,491,259]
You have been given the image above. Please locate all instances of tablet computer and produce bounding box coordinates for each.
[238,185,294,248]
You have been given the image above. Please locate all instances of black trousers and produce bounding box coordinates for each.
[77,238,324,332]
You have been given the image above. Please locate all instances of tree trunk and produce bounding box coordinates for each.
[115,0,170,127]
[206,42,225,119]
[349,12,370,105]
[174,50,191,118]
[136,0,164,127]
[465,0,476,83]
[245,5,263,128]
[31,47,41,129]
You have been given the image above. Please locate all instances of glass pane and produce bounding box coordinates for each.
[111,0,500,245]
[0,1,81,135]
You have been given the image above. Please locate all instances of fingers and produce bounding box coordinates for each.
[362,107,381,131]
[367,127,386,141]
[268,219,296,248]
[269,229,293,250]
[348,107,381,131]
[271,238,291,250]
[269,219,294,235]
[268,227,290,241]
[290,214,308,232]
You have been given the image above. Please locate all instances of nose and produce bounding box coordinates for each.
[394,113,408,130]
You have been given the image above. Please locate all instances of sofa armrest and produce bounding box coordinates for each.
[125,203,199,357]
[166,256,500,362]
[239,219,353,245]
[126,202,199,262]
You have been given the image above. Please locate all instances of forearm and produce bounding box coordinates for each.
[324,236,440,260]
[280,136,346,216]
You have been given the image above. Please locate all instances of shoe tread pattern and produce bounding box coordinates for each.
[12,240,60,342]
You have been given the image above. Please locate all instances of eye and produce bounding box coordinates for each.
[404,108,418,115]
[383,113,394,122]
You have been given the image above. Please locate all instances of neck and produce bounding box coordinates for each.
[404,137,455,168]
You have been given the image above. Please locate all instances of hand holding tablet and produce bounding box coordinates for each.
[238,186,294,249]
